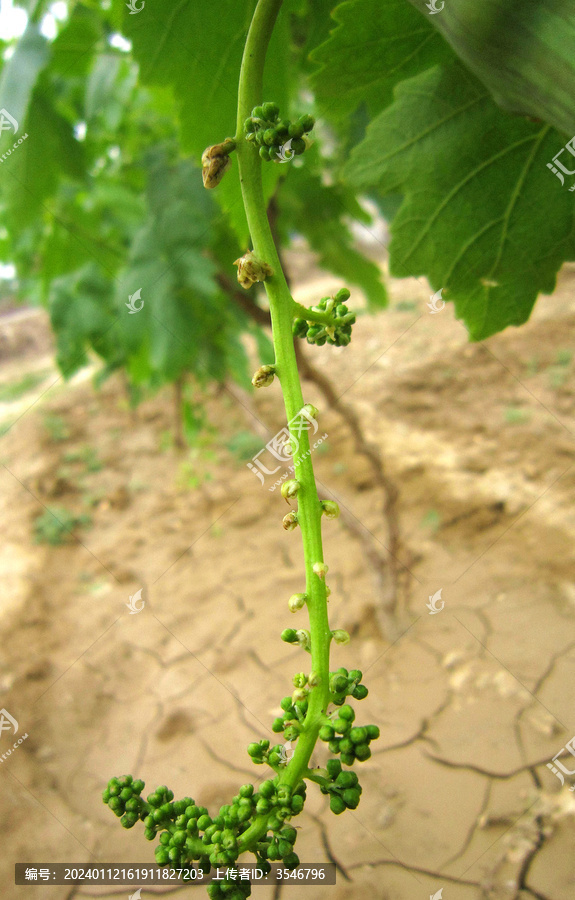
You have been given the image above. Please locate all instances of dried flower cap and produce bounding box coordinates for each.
[233,250,274,290]
[201,138,236,189]
[281,479,300,503]
[252,364,276,388]
[283,511,299,531]
[288,592,307,613]
[313,561,328,579]
[321,500,340,519]
[332,629,350,645]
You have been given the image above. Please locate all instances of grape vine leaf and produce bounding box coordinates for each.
[278,158,388,309]
[406,0,575,137]
[344,63,575,340]
[310,0,451,125]
[0,22,48,128]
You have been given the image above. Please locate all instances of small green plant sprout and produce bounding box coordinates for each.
[104,2,379,895]
[34,506,92,546]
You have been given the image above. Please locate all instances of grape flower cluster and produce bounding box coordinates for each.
[244,101,315,162]
[293,288,356,347]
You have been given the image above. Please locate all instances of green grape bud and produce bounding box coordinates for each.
[252,106,265,119]
[339,737,354,754]
[283,851,300,869]
[326,758,342,779]
[339,705,355,722]
[340,751,355,766]
[330,674,348,693]
[335,287,351,302]
[343,788,361,809]
[332,629,350,645]
[281,628,298,643]
[276,119,290,135]
[293,672,308,688]
[121,812,138,828]
[352,684,368,700]
[262,101,280,120]
[291,137,306,156]
[263,128,276,146]
[366,725,380,741]
[354,743,371,761]
[299,114,315,133]
[336,771,357,789]
[332,717,349,734]
[260,780,275,799]
[288,121,305,139]
[321,500,340,519]
[293,317,308,337]
[291,794,304,813]
[155,846,170,865]
[349,726,368,744]
[259,145,271,161]
[272,717,285,733]
[330,795,346,815]
[247,743,262,759]
[328,739,341,754]
[281,480,301,502]
[288,592,307,613]
[319,725,335,742]
[267,842,280,861]
[284,725,300,741]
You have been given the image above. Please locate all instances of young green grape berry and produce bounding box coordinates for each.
[319,724,335,742]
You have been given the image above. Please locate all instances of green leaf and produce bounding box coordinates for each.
[0,22,48,130]
[1,90,85,230]
[278,159,387,310]
[344,63,575,339]
[49,4,102,77]
[310,0,450,124]
[406,0,575,136]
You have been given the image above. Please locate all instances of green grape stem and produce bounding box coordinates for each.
[234,0,332,852]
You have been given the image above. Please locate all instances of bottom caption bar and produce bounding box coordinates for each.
[16,864,336,885]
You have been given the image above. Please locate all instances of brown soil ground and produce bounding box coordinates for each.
[0,258,574,900]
